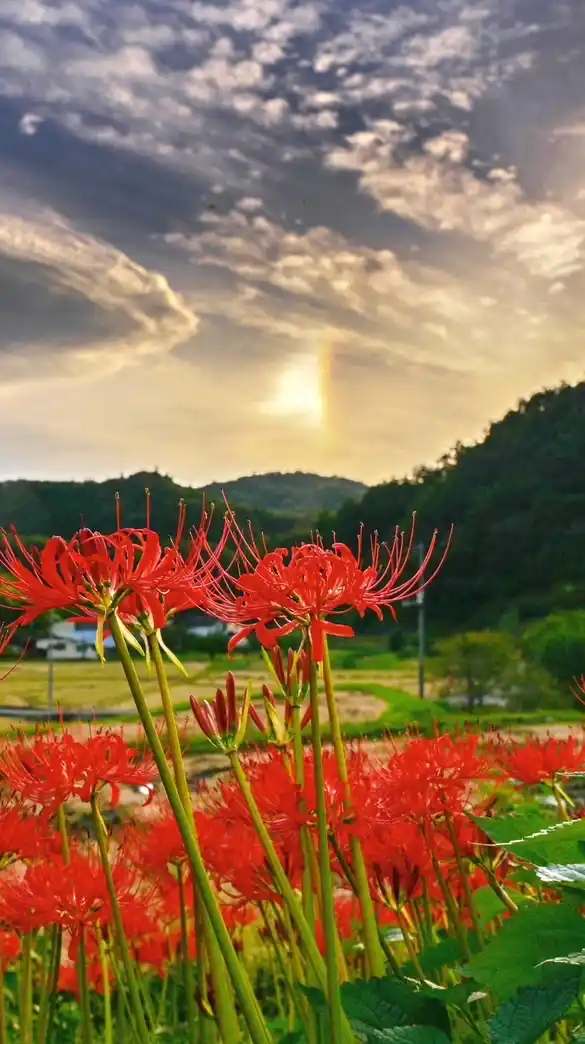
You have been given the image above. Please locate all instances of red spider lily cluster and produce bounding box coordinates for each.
[1,506,584,1043]
[0,725,580,1001]
[0,505,448,663]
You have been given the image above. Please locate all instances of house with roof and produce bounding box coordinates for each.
[36,621,116,661]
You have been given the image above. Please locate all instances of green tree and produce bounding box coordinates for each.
[522,610,585,689]
[435,631,522,710]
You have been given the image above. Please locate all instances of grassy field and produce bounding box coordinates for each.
[1,650,583,741]
[0,652,428,724]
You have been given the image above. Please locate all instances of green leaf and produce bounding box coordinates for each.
[488,976,581,1044]
[538,951,585,967]
[464,902,585,1000]
[473,812,551,846]
[278,1032,307,1044]
[299,985,327,1013]
[406,933,480,979]
[536,864,585,889]
[475,814,585,867]
[355,1027,451,1044]
[341,977,450,1036]
[471,886,531,926]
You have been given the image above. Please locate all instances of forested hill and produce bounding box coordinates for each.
[0,469,366,541]
[328,380,585,631]
[200,472,366,515]
[2,380,585,634]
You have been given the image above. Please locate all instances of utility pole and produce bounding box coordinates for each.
[417,587,426,699]
[417,543,426,700]
[401,542,427,699]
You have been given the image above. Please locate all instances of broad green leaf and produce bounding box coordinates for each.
[340,978,449,1033]
[538,951,585,967]
[278,1032,307,1044]
[300,985,327,1013]
[488,976,580,1044]
[405,932,480,979]
[475,815,585,867]
[355,1027,451,1044]
[473,812,552,846]
[407,980,478,1009]
[471,886,531,926]
[464,902,585,1000]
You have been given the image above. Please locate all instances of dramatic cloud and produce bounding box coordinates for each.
[0,0,584,483]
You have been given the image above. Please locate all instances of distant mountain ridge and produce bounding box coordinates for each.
[0,469,367,537]
[198,471,367,516]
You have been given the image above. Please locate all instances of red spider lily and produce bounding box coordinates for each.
[0,801,57,863]
[370,732,491,826]
[80,731,158,805]
[362,821,434,907]
[248,684,312,746]
[491,733,585,786]
[124,802,189,880]
[206,514,450,660]
[0,847,142,942]
[197,752,307,900]
[198,810,280,903]
[0,929,20,966]
[0,507,227,658]
[190,672,252,750]
[0,729,157,811]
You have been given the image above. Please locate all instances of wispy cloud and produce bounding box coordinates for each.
[0,0,584,483]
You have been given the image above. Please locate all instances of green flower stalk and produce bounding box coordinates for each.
[91,794,152,1044]
[147,634,241,1044]
[109,614,272,1044]
[321,637,387,979]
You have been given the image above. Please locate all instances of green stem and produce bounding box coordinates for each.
[116,985,126,1044]
[258,906,303,1024]
[110,615,270,1044]
[290,709,320,1043]
[19,934,33,1044]
[37,926,61,1044]
[425,825,472,962]
[194,887,215,1044]
[307,658,353,1043]
[322,639,386,978]
[77,930,94,1044]
[444,812,484,946]
[0,961,6,1044]
[97,930,113,1044]
[229,754,329,989]
[147,632,241,1044]
[394,906,425,978]
[482,864,519,915]
[551,781,571,821]
[57,805,71,863]
[178,866,199,1044]
[90,795,152,1044]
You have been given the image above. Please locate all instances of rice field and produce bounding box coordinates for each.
[0,653,433,735]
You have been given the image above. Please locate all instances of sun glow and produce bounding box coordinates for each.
[262,349,328,428]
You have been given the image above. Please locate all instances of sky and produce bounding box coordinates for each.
[0,0,584,487]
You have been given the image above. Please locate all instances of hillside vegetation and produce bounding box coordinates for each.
[329,380,585,631]
[2,379,585,636]
[0,469,365,539]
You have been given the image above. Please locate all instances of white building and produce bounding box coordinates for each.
[36,621,116,661]
[177,612,250,648]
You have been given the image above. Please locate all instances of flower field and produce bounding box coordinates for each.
[0,509,584,1044]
